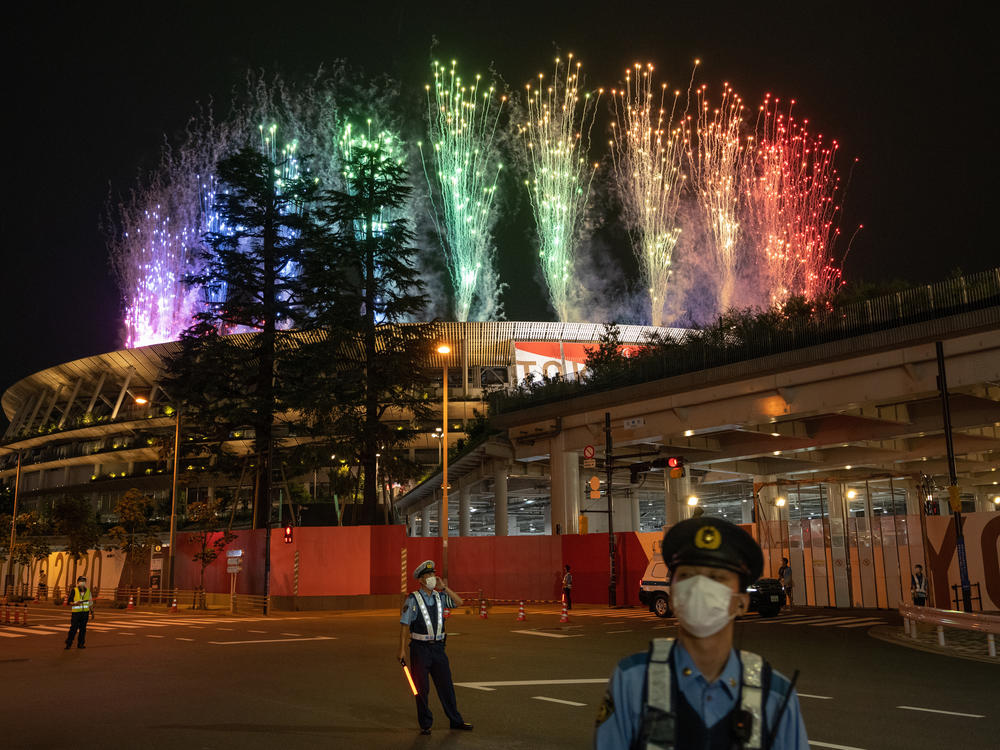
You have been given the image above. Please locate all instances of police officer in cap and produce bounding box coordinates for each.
[397,560,474,735]
[594,517,808,749]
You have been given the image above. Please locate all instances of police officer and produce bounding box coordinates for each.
[397,560,474,735]
[65,575,95,649]
[594,517,808,749]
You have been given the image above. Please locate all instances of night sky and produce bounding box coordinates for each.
[1,2,991,421]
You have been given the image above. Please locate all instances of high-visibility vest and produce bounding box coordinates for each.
[71,587,93,613]
[410,590,445,642]
[640,638,769,750]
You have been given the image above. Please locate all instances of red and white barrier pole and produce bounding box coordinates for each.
[479,599,488,619]
[516,600,526,622]
[559,600,570,624]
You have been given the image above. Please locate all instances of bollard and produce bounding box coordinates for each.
[479,599,488,619]
[988,634,996,658]
[170,597,178,613]
[910,619,918,639]
[903,618,910,636]
[936,625,945,647]
[516,600,526,622]
[2,603,8,624]
[21,604,28,627]
[12,605,20,626]
[127,594,135,610]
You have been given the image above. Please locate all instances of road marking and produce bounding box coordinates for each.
[280,633,301,636]
[145,634,165,638]
[837,620,886,628]
[216,628,234,631]
[176,637,194,641]
[511,629,584,639]
[248,630,267,633]
[532,696,586,707]
[2,627,53,635]
[120,633,136,636]
[798,693,834,700]
[456,678,607,692]
[897,705,984,718]
[809,742,867,749]
[808,618,879,626]
[208,636,336,646]
[0,631,23,638]
[607,629,633,633]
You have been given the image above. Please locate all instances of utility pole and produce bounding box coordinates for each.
[935,341,973,612]
[605,412,616,607]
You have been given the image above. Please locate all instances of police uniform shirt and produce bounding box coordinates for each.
[399,588,457,630]
[594,640,808,749]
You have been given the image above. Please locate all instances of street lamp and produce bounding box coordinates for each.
[436,343,451,577]
[687,495,699,507]
[775,496,787,508]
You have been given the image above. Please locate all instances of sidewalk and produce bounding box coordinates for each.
[871,623,1000,664]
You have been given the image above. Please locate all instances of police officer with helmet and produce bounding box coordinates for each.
[397,560,474,736]
[594,517,808,749]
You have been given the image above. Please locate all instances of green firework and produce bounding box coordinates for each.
[516,54,601,322]
[419,60,506,321]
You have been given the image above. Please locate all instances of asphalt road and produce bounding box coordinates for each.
[0,603,996,749]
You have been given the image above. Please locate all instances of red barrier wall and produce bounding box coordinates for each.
[174,529,266,594]
[173,526,659,606]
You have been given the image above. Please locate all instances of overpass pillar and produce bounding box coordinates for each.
[664,473,692,525]
[548,433,580,535]
[459,486,471,537]
[629,492,641,532]
[420,509,430,537]
[494,462,508,537]
[902,478,921,515]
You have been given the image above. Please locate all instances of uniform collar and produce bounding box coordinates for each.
[673,641,741,698]
[416,587,439,601]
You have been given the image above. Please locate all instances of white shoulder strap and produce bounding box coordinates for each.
[739,650,765,750]
[644,638,675,750]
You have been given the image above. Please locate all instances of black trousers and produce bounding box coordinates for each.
[409,640,463,730]
[66,611,88,646]
[563,587,572,609]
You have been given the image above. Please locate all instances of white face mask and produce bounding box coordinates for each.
[423,576,437,590]
[671,574,737,638]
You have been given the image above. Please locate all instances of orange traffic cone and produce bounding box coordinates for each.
[12,605,20,626]
[127,595,135,610]
[559,600,570,623]
[479,599,488,619]
[170,597,178,613]
[516,600,526,622]
[21,604,28,627]
[63,593,70,606]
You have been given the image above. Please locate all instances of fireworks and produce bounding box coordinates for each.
[516,54,602,322]
[419,60,506,321]
[686,77,752,312]
[748,95,848,303]
[609,63,687,326]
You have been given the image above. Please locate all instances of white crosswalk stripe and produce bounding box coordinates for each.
[0,614,287,639]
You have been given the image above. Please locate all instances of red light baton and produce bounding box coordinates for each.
[400,658,418,696]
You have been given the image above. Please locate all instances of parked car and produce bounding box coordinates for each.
[638,555,786,618]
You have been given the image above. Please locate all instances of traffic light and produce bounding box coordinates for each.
[667,456,685,479]
[283,524,293,543]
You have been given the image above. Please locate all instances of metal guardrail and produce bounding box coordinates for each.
[232,594,269,615]
[899,604,1000,657]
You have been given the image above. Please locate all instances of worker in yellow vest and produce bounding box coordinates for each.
[65,576,95,649]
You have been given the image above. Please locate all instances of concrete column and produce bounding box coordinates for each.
[548,434,581,534]
[459,486,471,537]
[824,483,850,607]
[740,496,753,523]
[562,450,580,534]
[421,509,430,537]
[494,463,508,537]
[549,435,566,536]
[543,504,552,535]
[629,494,641,532]
[664,474,691,525]
[902,478,921,515]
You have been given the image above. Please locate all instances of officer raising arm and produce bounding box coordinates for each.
[397,560,473,736]
[595,518,808,750]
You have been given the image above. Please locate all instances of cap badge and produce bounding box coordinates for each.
[694,525,722,550]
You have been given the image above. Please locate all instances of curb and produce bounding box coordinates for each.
[869,625,1000,664]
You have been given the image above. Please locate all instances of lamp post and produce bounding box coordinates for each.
[165,405,181,594]
[437,344,451,578]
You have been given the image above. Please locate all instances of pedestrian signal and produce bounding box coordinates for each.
[283,524,293,543]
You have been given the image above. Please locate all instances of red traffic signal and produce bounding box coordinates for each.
[283,524,293,543]
[667,456,685,478]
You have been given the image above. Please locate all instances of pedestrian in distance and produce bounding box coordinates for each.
[562,564,573,610]
[910,564,928,606]
[778,557,794,607]
[397,560,474,736]
[595,517,809,749]
[64,575,95,649]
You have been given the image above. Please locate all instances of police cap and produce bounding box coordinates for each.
[662,517,763,585]
[413,560,436,580]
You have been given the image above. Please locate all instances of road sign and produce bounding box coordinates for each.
[583,445,595,459]
[583,458,596,469]
[589,475,601,499]
[226,559,242,574]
